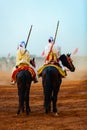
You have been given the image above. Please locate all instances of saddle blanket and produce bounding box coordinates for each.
[37,64,66,77]
[12,65,36,81]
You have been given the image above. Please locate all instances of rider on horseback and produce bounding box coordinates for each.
[11,41,38,85]
[44,37,59,64]
[40,37,67,76]
[44,37,65,69]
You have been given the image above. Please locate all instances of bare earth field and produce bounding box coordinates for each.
[0,57,87,130]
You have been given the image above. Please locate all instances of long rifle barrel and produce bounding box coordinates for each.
[53,20,59,44]
[25,25,33,48]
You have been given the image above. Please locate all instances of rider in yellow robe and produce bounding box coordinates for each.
[11,41,38,84]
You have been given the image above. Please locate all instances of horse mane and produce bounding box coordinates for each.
[59,54,67,66]
[30,58,36,68]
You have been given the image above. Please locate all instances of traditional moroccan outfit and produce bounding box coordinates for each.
[11,41,38,84]
[44,37,59,64]
[37,37,67,77]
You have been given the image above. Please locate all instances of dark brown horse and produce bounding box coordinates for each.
[42,54,75,114]
[16,58,36,115]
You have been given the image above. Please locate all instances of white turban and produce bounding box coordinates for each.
[20,41,26,49]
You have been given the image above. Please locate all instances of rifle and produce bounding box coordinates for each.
[50,20,59,52]
[53,20,59,45]
[45,21,59,61]
[25,25,33,48]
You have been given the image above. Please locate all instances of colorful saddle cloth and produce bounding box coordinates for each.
[37,64,66,77]
[12,65,36,82]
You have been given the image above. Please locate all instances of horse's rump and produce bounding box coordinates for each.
[16,70,32,86]
[42,66,61,85]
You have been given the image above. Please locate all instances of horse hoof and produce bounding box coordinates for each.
[26,110,29,115]
[26,112,29,115]
[55,112,59,116]
[16,113,20,116]
[17,110,20,115]
[29,108,31,112]
[45,109,49,114]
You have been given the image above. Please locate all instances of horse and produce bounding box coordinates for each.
[16,58,36,115]
[41,53,75,114]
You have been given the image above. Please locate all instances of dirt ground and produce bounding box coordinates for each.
[0,66,87,130]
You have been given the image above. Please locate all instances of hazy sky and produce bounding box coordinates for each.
[0,0,87,57]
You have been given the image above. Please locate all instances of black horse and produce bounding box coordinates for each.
[16,58,36,115]
[42,54,75,114]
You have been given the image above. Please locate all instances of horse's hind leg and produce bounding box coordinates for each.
[17,103,24,115]
[22,102,24,113]
[17,96,21,115]
[17,91,24,115]
[25,88,30,115]
[52,87,59,113]
[44,86,52,114]
[17,109,20,115]
[16,78,23,115]
[52,94,57,113]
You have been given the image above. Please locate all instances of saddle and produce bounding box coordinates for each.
[37,62,66,78]
[11,65,36,82]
